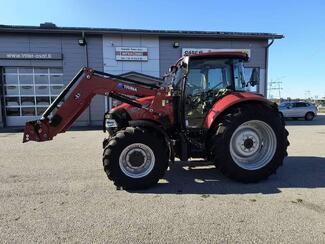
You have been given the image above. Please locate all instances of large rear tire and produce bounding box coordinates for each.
[208,103,289,183]
[103,127,169,190]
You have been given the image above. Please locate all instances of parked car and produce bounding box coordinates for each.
[278,101,317,121]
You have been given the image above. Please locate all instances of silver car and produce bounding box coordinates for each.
[278,101,317,121]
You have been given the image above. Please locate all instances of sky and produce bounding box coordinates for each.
[0,0,324,99]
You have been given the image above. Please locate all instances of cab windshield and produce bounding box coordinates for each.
[233,60,248,91]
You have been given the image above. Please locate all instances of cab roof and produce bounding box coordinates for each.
[174,51,249,66]
[188,51,249,61]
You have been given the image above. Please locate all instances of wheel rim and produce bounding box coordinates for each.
[307,113,313,120]
[119,143,155,178]
[229,120,277,171]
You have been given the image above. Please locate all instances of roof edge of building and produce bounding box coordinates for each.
[0,24,284,39]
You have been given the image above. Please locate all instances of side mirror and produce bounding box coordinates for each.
[249,68,260,87]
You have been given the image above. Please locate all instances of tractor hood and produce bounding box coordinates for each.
[108,94,174,126]
[111,96,155,112]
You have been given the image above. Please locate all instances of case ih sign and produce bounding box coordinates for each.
[115,47,148,61]
[182,48,251,57]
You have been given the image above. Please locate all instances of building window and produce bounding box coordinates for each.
[2,67,64,117]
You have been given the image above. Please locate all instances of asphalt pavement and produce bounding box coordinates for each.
[0,114,325,243]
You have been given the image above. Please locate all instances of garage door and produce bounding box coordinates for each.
[2,67,64,126]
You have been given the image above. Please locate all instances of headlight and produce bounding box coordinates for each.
[105,119,118,128]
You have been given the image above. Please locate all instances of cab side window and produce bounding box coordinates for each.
[186,59,231,96]
[207,68,228,90]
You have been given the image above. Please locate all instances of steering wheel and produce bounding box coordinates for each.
[186,82,202,96]
[209,81,223,91]
[187,82,201,90]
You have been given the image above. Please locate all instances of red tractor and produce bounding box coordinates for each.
[23,52,289,190]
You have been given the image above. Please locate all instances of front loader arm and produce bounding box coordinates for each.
[23,67,162,143]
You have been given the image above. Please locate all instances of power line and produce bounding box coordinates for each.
[268,80,283,99]
[304,90,311,99]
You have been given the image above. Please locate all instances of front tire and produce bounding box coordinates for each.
[209,103,289,183]
[103,127,169,190]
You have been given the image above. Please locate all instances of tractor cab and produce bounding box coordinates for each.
[168,52,259,128]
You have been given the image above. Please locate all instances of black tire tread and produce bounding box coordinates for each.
[103,126,169,190]
[208,102,289,183]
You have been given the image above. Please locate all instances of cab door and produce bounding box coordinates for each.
[184,58,232,128]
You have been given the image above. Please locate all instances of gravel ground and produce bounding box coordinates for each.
[1,115,325,243]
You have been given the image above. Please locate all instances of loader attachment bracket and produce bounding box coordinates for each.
[23,119,51,142]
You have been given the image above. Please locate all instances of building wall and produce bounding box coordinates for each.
[159,37,268,94]
[102,35,268,95]
[103,34,160,77]
[0,94,2,127]
[0,31,270,127]
[0,33,104,127]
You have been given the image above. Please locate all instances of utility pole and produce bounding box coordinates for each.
[304,90,311,100]
[268,79,283,99]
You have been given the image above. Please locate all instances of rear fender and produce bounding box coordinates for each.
[204,92,273,129]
